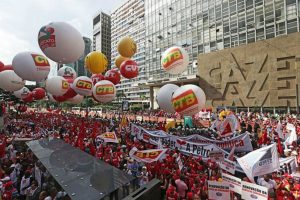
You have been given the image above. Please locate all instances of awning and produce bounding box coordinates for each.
[27,138,134,200]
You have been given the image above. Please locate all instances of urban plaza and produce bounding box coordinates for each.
[0,0,300,199]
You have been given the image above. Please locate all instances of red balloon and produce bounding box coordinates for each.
[91,74,105,85]
[0,64,13,72]
[62,88,77,99]
[22,92,34,103]
[32,88,46,100]
[120,60,139,79]
[0,61,4,69]
[104,69,121,85]
[53,95,68,102]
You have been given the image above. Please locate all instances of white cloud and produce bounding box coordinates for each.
[0,0,125,64]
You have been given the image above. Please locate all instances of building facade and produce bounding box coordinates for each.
[199,32,300,113]
[145,0,300,109]
[93,11,111,67]
[111,0,149,105]
[66,37,92,77]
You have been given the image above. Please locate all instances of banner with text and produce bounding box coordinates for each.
[241,181,268,200]
[219,159,236,174]
[208,181,230,200]
[129,148,167,163]
[99,132,119,143]
[222,173,242,194]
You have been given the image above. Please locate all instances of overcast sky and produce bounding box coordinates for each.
[0,0,125,76]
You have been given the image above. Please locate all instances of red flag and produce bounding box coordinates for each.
[277,137,283,155]
[220,123,232,136]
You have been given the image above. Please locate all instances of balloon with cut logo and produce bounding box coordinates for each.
[104,69,121,85]
[117,36,137,58]
[156,84,179,113]
[91,74,105,85]
[57,66,77,80]
[161,46,189,75]
[115,55,129,68]
[120,60,139,79]
[92,80,116,103]
[45,76,69,96]
[38,22,84,64]
[68,94,84,104]
[72,76,93,96]
[12,52,50,81]
[85,51,108,74]
[0,70,25,91]
[0,64,13,72]
[14,87,30,99]
[32,88,46,100]
[171,84,206,116]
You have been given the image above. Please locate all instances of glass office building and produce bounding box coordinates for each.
[111,0,149,105]
[145,0,300,81]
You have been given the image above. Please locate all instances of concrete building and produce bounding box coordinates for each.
[65,37,92,77]
[145,0,300,109]
[111,0,149,106]
[93,11,111,67]
[199,32,300,113]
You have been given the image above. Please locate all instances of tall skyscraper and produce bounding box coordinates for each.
[66,37,92,77]
[144,0,300,108]
[111,0,149,106]
[93,11,111,67]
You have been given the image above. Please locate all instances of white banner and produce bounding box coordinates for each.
[219,158,236,174]
[237,144,280,182]
[241,181,268,200]
[209,151,224,162]
[131,123,141,137]
[207,181,230,200]
[222,173,242,194]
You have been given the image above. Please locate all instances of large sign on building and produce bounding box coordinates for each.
[198,32,300,108]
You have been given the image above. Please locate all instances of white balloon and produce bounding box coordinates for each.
[38,22,85,64]
[72,76,93,96]
[14,87,30,99]
[161,46,189,75]
[171,84,206,116]
[156,84,179,113]
[45,76,69,96]
[0,70,25,91]
[57,66,77,79]
[12,52,50,82]
[92,80,116,103]
[68,94,84,104]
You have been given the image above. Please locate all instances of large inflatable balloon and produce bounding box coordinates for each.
[104,69,121,85]
[120,60,139,79]
[0,70,25,91]
[68,94,84,104]
[0,61,3,68]
[72,76,93,96]
[12,52,50,81]
[85,51,108,74]
[115,55,129,68]
[52,95,68,102]
[38,22,84,63]
[45,76,69,96]
[32,88,46,100]
[91,74,105,85]
[0,64,13,72]
[171,85,206,116]
[92,80,116,103]
[14,87,30,99]
[156,84,179,113]
[117,36,137,58]
[161,46,189,75]
[57,66,77,80]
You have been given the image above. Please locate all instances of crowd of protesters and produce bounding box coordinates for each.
[0,109,299,199]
